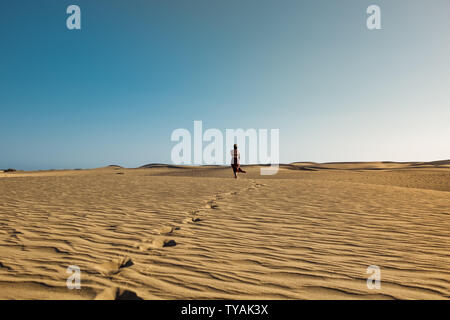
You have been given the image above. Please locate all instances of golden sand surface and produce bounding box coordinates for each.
[0,162,449,299]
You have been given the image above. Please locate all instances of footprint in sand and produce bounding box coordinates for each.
[183,216,202,224]
[95,256,133,276]
[189,209,204,216]
[155,226,179,235]
[0,262,12,271]
[215,194,225,200]
[95,287,143,300]
[138,238,176,251]
[203,200,215,208]
[204,200,219,209]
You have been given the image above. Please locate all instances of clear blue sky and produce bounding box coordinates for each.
[1,0,449,170]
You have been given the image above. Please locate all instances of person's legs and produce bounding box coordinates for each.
[238,167,246,173]
[231,165,237,178]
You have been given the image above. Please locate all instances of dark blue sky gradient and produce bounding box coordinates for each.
[1,0,449,170]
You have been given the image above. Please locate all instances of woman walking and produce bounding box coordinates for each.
[231,144,246,179]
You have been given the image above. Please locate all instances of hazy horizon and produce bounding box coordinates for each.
[3,158,450,172]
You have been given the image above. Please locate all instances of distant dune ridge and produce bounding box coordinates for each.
[138,160,450,171]
[289,160,450,170]
[0,160,449,299]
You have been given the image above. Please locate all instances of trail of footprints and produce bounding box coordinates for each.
[94,179,267,299]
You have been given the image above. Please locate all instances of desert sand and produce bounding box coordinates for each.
[0,161,449,299]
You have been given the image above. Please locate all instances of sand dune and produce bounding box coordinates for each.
[291,160,450,170]
[0,162,449,299]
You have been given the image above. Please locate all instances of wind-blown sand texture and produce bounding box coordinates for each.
[0,161,449,299]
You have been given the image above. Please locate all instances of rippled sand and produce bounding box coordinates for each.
[0,162,449,299]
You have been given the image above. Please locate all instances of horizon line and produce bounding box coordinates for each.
[2,159,449,172]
